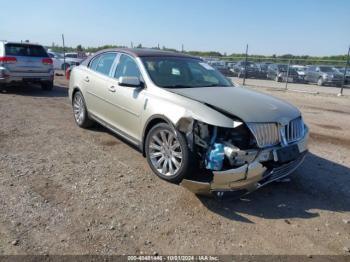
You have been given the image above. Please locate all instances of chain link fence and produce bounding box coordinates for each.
[203,55,350,96]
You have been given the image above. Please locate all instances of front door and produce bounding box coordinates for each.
[107,54,145,141]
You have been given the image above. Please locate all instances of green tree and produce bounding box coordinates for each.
[77,45,83,52]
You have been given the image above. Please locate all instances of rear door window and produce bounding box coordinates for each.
[89,55,101,71]
[5,44,48,57]
[95,53,117,76]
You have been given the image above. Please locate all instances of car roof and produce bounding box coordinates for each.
[96,48,197,58]
[82,48,200,66]
[0,41,43,46]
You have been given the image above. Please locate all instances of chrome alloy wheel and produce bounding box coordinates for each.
[149,129,183,176]
[73,93,85,125]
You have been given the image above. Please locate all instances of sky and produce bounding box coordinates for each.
[1,0,349,56]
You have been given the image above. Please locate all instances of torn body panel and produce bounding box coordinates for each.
[180,118,309,196]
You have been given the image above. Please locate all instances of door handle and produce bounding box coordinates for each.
[84,76,89,82]
[108,86,116,92]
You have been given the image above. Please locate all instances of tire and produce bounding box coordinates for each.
[317,77,324,86]
[41,81,53,91]
[145,123,193,183]
[275,76,281,82]
[72,91,94,128]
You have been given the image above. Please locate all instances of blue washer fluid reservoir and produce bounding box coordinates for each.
[206,143,225,171]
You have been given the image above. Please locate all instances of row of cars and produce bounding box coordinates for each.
[207,59,349,86]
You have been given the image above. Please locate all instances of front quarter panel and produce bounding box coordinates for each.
[140,87,237,139]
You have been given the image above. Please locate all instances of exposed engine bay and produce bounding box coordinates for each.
[176,118,308,196]
[178,119,262,172]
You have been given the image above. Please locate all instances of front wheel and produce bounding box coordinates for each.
[317,77,324,86]
[72,91,93,128]
[145,123,192,183]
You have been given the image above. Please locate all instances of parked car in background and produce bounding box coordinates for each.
[334,67,350,84]
[226,62,236,70]
[69,48,308,195]
[292,65,307,83]
[267,64,298,82]
[0,41,54,90]
[48,51,64,70]
[208,60,233,76]
[305,66,343,86]
[255,62,272,79]
[48,51,84,70]
[232,61,260,78]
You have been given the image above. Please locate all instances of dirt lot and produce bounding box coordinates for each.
[0,75,350,255]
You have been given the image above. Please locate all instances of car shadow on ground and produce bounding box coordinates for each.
[198,152,350,223]
[88,123,143,152]
[0,83,68,98]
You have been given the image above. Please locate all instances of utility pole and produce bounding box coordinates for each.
[285,59,291,90]
[181,44,184,53]
[243,44,248,86]
[62,34,66,75]
[339,45,350,96]
[131,41,134,48]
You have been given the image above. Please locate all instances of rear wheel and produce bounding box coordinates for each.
[41,81,53,91]
[145,123,192,183]
[72,91,93,128]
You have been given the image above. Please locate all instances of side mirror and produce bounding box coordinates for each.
[118,76,141,87]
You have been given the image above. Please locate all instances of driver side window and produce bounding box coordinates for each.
[114,54,141,79]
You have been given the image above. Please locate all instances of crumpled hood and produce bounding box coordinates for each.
[167,86,301,123]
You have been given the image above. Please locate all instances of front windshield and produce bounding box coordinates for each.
[320,66,335,73]
[277,64,288,71]
[142,57,233,88]
[295,67,305,71]
[241,61,256,67]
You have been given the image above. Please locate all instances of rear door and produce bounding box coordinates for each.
[4,43,51,73]
[84,52,118,124]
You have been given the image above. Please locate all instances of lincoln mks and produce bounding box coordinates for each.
[69,49,308,196]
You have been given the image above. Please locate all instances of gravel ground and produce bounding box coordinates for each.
[0,75,349,255]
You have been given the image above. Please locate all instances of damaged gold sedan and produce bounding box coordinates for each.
[69,48,308,196]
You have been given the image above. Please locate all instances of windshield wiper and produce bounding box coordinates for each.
[201,84,221,87]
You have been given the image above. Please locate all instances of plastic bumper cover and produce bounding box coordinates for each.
[181,131,308,196]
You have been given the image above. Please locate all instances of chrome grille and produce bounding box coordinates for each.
[247,123,279,148]
[285,117,305,143]
[248,117,305,148]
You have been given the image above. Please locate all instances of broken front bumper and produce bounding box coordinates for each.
[181,131,308,196]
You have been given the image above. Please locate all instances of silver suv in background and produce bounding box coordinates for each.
[305,65,343,86]
[0,41,54,90]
